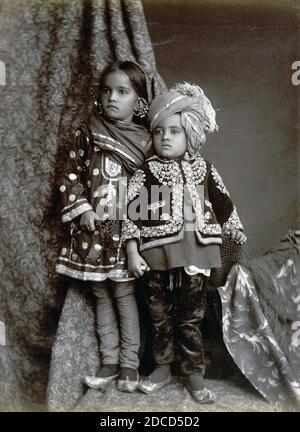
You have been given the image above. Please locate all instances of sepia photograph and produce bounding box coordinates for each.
[0,0,299,417]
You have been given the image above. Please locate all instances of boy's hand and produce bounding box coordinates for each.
[80,210,100,233]
[224,228,247,244]
[127,252,150,278]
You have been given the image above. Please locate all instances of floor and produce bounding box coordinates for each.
[74,374,276,412]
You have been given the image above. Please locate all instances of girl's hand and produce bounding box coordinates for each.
[80,210,100,233]
[127,252,150,278]
[224,228,247,244]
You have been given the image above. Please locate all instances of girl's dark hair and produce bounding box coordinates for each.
[99,60,148,102]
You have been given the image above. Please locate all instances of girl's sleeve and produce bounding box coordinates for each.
[207,163,244,231]
[121,168,146,242]
[59,128,93,223]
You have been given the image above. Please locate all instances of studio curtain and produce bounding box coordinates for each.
[0,0,165,411]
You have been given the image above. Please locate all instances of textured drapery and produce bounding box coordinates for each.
[219,231,300,411]
[0,0,165,411]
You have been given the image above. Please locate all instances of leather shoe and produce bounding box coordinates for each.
[185,381,216,404]
[138,373,172,394]
[84,373,119,391]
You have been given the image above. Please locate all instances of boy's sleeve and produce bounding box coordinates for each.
[121,168,146,243]
[207,164,244,231]
[59,128,93,223]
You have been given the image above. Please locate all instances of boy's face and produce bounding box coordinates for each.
[153,114,187,159]
[100,70,138,123]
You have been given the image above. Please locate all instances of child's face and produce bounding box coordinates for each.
[99,70,139,123]
[153,114,187,159]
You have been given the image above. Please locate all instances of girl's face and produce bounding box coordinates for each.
[99,70,139,123]
[153,114,187,159]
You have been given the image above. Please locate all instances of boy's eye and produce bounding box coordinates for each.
[102,88,110,95]
[119,89,128,95]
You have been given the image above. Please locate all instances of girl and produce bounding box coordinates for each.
[122,83,247,403]
[56,61,151,393]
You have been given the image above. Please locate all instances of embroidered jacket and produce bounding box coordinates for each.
[122,154,243,251]
[55,111,151,282]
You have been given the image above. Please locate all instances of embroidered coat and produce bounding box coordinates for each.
[56,111,151,282]
[122,154,243,252]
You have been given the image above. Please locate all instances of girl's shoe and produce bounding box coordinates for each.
[117,368,139,393]
[84,373,119,391]
[84,365,119,391]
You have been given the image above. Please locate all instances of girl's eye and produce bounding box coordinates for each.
[171,129,180,134]
[102,88,110,95]
[119,89,128,95]
[154,129,163,135]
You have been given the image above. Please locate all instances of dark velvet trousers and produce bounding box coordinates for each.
[142,269,207,376]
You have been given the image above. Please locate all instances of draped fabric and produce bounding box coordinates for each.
[219,231,300,411]
[0,0,166,411]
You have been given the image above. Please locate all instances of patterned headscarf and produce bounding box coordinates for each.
[148,82,218,157]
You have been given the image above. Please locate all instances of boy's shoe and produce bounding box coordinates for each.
[138,366,172,394]
[117,368,139,393]
[185,375,216,404]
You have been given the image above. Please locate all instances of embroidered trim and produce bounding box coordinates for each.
[62,198,87,212]
[121,219,141,241]
[57,257,121,270]
[148,160,182,185]
[190,156,207,184]
[56,264,134,282]
[222,207,244,231]
[182,160,205,230]
[195,230,223,245]
[62,202,93,223]
[139,227,184,251]
[102,156,122,179]
[201,224,222,235]
[211,165,230,196]
[127,169,146,201]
